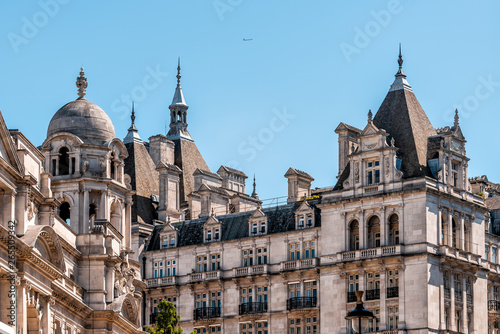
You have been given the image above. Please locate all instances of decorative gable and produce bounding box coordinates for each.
[204,213,221,242]
[295,201,315,229]
[249,207,268,236]
[159,220,178,248]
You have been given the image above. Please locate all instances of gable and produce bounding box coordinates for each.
[0,110,23,175]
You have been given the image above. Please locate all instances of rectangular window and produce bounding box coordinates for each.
[166,260,176,277]
[305,281,317,298]
[289,283,301,298]
[307,215,313,227]
[299,217,305,228]
[494,248,498,263]
[211,254,221,271]
[257,286,268,303]
[252,223,258,234]
[243,249,254,267]
[214,228,220,240]
[367,309,380,332]
[304,241,316,259]
[197,256,208,272]
[388,306,399,330]
[206,230,212,241]
[486,246,490,261]
[289,243,300,260]
[366,160,380,185]
[452,163,459,187]
[241,287,253,303]
[260,222,266,234]
[257,247,268,265]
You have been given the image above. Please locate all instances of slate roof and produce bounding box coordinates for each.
[285,167,314,181]
[373,86,437,179]
[124,141,159,224]
[217,165,248,178]
[172,138,210,205]
[193,168,222,180]
[147,201,321,251]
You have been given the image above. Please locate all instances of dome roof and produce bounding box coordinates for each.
[47,68,116,145]
[47,98,116,145]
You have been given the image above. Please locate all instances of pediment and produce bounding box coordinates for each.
[250,207,266,219]
[452,126,465,141]
[296,200,312,212]
[361,121,382,136]
[205,215,220,226]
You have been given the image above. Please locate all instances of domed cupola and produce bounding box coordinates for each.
[47,68,115,145]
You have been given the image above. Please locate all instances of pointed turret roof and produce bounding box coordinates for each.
[171,58,187,106]
[373,48,437,178]
[124,102,143,144]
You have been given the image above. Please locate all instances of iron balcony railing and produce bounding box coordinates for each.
[239,302,268,315]
[489,300,500,311]
[347,291,357,303]
[287,297,317,310]
[387,286,399,298]
[365,288,380,301]
[193,307,221,320]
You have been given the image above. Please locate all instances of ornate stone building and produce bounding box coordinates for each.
[1,51,500,334]
[0,69,143,334]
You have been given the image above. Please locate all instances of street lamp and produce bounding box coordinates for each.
[345,291,375,333]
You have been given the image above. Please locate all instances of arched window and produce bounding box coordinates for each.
[388,214,399,245]
[367,216,381,248]
[452,218,458,249]
[59,202,70,224]
[59,147,70,175]
[89,203,97,227]
[349,220,359,251]
[464,221,471,252]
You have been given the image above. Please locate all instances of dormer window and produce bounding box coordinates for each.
[307,215,313,227]
[214,228,220,240]
[367,160,380,185]
[299,217,304,228]
[296,214,315,229]
[252,223,258,235]
[260,222,266,234]
[161,230,178,248]
[207,230,212,242]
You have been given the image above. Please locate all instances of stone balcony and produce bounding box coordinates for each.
[438,245,481,265]
[233,264,269,277]
[489,300,500,314]
[339,245,402,262]
[280,258,319,271]
[189,270,221,282]
[146,276,177,288]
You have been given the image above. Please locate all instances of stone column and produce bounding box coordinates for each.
[438,207,443,245]
[15,187,27,236]
[397,265,406,329]
[359,209,366,250]
[125,199,132,248]
[462,276,468,333]
[379,269,387,330]
[83,189,89,234]
[99,191,106,220]
[105,265,114,303]
[450,273,456,332]
[439,270,446,330]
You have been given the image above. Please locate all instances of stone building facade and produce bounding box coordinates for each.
[142,53,499,334]
[1,51,500,334]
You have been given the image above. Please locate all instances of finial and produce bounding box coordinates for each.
[176,57,181,88]
[398,43,403,69]
[454,109,459,128]
[390,137,395,147]
[368,109,373,122]
[76,67,88,99]
[131,102,136,125]
[251,174,259,199]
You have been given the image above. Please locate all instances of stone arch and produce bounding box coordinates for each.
[21,225,65,273]
[107,293,138,326]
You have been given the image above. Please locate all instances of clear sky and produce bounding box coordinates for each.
[0,1,499,201]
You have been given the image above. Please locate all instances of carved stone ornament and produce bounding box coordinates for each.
[385,156,390,178]
[354,162,359,183]
[114,261,136,298]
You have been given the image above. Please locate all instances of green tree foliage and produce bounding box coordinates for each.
[146,300,196,334]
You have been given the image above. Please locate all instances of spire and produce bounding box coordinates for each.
[389,44,413,92]
[168,58,192,141]
[76,67,88,99]
[123,102,143,144]
[171,57,186,105]
[251,174,259,199]
[454,109,459,128]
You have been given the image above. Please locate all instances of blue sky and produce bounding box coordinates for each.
[0,1,499,201]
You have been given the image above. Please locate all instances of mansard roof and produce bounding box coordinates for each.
[146,201,321,251]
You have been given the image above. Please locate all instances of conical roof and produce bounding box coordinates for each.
[373,51,436,178]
